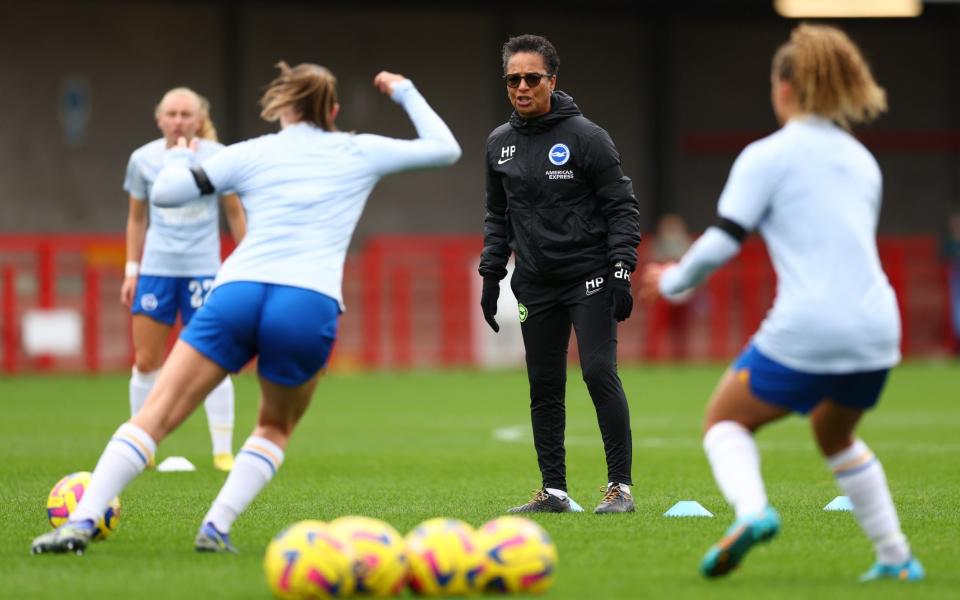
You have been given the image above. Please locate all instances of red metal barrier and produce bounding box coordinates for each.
[946,264,957,353]
[84,266,101,372]
[390,265,412,368]
[360,239,384,367]
[0,233,952,373]
[2,266,15,374]
[354,235,481,369]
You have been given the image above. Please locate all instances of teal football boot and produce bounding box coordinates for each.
[860,557,924,582]
[701,506,780,578]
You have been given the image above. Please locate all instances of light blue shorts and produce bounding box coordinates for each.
[733,343,889,415]
[181,281,340,386]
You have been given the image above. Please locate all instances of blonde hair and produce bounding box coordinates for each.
[259,61,338,131]
[773,24,887,129]
[155,87,219,142]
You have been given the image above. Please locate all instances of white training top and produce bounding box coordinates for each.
[660,116,900,373]
[124,138,226,276]
[151,79,461,309]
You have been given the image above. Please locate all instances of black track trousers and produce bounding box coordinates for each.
[511,270,633,491]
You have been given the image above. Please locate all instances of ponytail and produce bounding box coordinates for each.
[773,24,887,129]
[259,61,338,131]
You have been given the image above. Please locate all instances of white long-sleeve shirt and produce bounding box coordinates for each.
[123,138,227,276]
[151,79,461,308]
[661,116,900,373]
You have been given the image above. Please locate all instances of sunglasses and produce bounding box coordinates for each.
[503,73,553,88]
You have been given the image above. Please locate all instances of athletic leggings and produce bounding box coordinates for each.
[511,270,633,491]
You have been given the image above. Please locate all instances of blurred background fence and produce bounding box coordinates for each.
[1,1,958,372]
[0,233,951,373]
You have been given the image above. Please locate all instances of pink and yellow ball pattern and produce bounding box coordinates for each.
[264,520,357,600]
[474,516,557,594]
[46,471,121,541]
[330,516,408,597]
[405,517,484,597]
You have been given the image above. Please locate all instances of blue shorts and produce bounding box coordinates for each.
[132,275,215,326]
[181,281,340,386]
[733,344,889,415]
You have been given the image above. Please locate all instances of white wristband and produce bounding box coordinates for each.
[124,261,140,278]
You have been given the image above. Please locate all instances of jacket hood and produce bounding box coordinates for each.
[508,91,582,134]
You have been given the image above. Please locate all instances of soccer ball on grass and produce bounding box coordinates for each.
[46,471,120,540]
[474,516,557,594]
[330,515,408,596]
[405,517,484,596]
[264,519,356,600]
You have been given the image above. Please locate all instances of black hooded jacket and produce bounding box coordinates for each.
[479,91,641,284]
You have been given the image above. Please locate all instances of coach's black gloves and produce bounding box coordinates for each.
[480,277,501,332]
[610,261,633,322]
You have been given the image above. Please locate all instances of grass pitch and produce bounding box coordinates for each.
[1,362,958,599]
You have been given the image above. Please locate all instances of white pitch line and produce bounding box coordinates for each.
[492,425,526,442]
[491,425,960,452]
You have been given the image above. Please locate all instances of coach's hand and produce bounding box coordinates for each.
[480,278,501,332]
[610,261,633,322]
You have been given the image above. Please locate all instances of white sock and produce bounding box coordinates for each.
[545,487,568,499]
[828,439,911,565]
[72,423,156,524]
[129,367,158,418]
[203,377,235,456]
[608,482,631,495]
[704,421,768,519]
[202,436,284,533]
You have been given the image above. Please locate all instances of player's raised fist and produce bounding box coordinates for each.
[373,71,406,96]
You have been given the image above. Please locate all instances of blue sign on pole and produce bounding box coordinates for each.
[58,75,91,146]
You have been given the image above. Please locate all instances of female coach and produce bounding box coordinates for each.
[479,34,641,515]
[641,24,923,582]
[32,63,460,555]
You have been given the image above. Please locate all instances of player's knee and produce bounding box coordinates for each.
[580,355,615,389]
[527,363,566,389]
[133,350,164,373]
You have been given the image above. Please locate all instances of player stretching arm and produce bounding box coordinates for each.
[32,63,460,555]
[641,24,923,582]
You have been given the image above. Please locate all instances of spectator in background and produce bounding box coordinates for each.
[645,214,694,360]
[122,87,246,472]
[944,212,960,354]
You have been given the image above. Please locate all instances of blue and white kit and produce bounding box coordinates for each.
[124,138,227,277]
[125,138,229,324]
[151,79,461,383]
[659,116,900,408]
